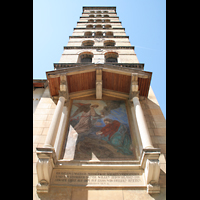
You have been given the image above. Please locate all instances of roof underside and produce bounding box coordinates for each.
[33,79,47,88]
[46,64,152,98]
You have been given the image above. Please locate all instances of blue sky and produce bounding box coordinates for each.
[33,0,166,118]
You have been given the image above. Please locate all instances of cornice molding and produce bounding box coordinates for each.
[46,63,150,80]
[52,63,144,72]
[77,21,122,23]
[69,36,129,39]
[74,27,125,30]
[64,46,134,50]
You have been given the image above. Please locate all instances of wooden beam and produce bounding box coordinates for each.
[70,89,96,99]
[52,88,129,100]
[102,89,128,99]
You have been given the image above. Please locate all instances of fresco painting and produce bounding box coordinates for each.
[65,100,135,160]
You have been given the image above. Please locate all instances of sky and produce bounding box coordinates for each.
[33,0,166,118]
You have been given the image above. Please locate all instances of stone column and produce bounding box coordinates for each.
[43,96,65,148]
[132,96,153,149]
[54,105,68,159]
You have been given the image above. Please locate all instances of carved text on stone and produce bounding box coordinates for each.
[51,170,145,186]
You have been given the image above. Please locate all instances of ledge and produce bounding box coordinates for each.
[69,36,129,39]
[80,16,119,18]
[82,12,116,14]
[53,63,144,70]
[74,27,125,30]
[77,21,122,23]
[83,6,116,12]
[53,63,142,70]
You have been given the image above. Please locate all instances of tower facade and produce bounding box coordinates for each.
[58,6,138,65]
[33,6,166,200]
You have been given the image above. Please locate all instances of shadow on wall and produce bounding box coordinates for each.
[141,97,166,191]
[37,187,88,200]
[37,187,166,200]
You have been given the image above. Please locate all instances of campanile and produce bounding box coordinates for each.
[33,6,166,200]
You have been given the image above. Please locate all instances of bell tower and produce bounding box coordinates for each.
[50,6,150,101]
[33,6,166,199]
[58,6,139,65]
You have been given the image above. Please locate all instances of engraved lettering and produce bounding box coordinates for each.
[52,171,143,186]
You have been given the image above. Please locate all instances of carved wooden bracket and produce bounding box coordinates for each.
[36,148,57,193]
[59,90,69,101]
[59,74,69,103]
[129,73,139,99]
[129,91,140,99]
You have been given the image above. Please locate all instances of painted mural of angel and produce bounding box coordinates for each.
[70,103,104,134]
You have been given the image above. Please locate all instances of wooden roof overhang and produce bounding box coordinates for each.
[33,79,48,89]
[46,63,152,100]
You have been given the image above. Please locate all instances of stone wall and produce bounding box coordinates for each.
[67,38,131,46]
[33,88,45,113]
[33,87,57,199]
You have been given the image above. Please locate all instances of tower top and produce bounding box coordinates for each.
[83,6,116,12]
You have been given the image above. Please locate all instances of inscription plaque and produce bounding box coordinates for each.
[51,170,145,187]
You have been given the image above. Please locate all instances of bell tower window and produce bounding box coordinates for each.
[82,40,94,46]
[104,40,115,46]
[105,52,118,63]
[79,52,93,63]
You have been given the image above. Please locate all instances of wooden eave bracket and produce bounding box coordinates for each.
[59,75,69,103]
[96,68,102,99]
[129,73,139,99]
